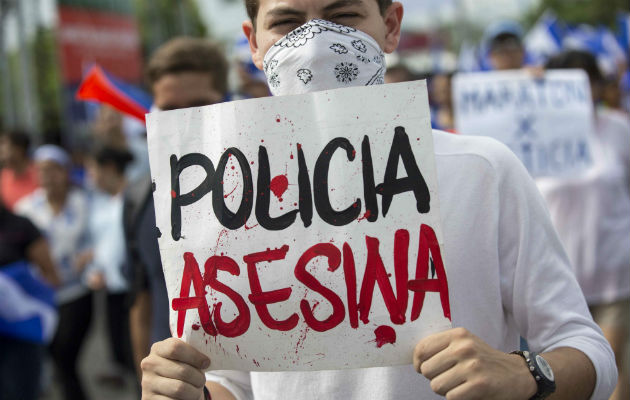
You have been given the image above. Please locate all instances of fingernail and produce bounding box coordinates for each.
[202,358,210,369]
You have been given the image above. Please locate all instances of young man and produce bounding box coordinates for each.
[125,37,229,376]
[140,2,616,399]
[483,21,526,71]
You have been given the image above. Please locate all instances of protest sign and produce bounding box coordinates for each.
[146,81,451,371]
[452,70,594,178]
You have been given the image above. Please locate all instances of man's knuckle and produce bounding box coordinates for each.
[140,356,153,371]
[430,379,445,395]
[172,381,189,396]
[452,327,469,338]
[468,358,482,372]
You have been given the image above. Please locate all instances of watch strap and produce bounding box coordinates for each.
[511,350,556,400]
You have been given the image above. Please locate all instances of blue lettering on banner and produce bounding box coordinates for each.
[457,79,589,116]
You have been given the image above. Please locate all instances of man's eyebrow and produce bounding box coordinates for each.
[265,6,306,19]
[322,0,365,12]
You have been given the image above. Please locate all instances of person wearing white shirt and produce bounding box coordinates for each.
[83,144,136,381]
[139,2,617,400]
[16,144,93,400]
[540,50,630,400]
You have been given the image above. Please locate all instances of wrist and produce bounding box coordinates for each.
[509,353,538,399]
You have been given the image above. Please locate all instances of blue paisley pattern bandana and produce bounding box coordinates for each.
[263,19,386,96]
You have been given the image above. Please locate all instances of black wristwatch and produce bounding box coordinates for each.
[203,386,212,400]
[511,350,556,400]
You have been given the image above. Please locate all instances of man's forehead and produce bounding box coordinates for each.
[260,0,367,13]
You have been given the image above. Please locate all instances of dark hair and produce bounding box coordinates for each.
[90,144,134,175]
[146,37,229,96]
[244,0,393,24]
[1,129,31,154]
[489,33,522,52]
[545,50,604,85]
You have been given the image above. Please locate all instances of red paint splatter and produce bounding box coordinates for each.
[374,325,396,348]
[170,190,176,198]
[244,222,259,230]
[192,324,200,331]
[224,186,237,199]
[290,152,294,159]
[252,359,260,367]
[236,345,240,356]
[269,174,289,199]
[275,115,281,123]
[297,143,302,150]
[357,210,371,221]
[213,229,229,255]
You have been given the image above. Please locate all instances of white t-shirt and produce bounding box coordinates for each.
[537,108,630,305]
[86,190,129,294]
[205,131,616,400]
[15,187,91,304]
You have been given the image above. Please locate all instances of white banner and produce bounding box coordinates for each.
[146,81,451,371]
[453,70,594,178]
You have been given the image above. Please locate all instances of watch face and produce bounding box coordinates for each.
[536,355,555,381]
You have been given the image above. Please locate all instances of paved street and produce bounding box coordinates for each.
[40,292,138,400]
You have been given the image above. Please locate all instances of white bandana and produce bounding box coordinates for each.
[263,19,386,96]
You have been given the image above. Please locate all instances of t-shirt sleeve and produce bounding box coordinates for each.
[493,144,617,400]
[204,370,252,400]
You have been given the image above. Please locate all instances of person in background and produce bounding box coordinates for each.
[541,49,630,400]
[91,105,151,184]
[0,129,39,210]
[428,72,455,132]
[384,63,415,84]
[233,35,271,99]
[483,20,526,71]
[0,197,60,400]
[15,144,93,400]
[124,36,230,378]
[81,144,136,387]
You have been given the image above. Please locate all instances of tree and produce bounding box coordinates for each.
[134,0,208,61]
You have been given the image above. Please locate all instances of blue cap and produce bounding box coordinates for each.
[483,20,524,49]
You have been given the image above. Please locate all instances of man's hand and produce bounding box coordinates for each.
[414,327,537,400]
[141,338,210,400]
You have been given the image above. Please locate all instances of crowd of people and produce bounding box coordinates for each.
[0,0,628,399]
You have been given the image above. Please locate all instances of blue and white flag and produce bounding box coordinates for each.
[0,261,58,344]
[563,25,626,77]
[457,40,481,72]
[525,11,565,65]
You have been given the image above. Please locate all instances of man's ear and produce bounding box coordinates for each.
[382,2,404,54]
[242,20,264,70]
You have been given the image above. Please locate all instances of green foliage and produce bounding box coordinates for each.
[32,27,63,137]
[525,0,630,28]
[134,0,209,61]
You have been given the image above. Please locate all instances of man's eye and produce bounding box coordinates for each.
[271,19,299,28]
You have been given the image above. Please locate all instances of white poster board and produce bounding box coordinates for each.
[146,81,451,371]
[452,70,594,178]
